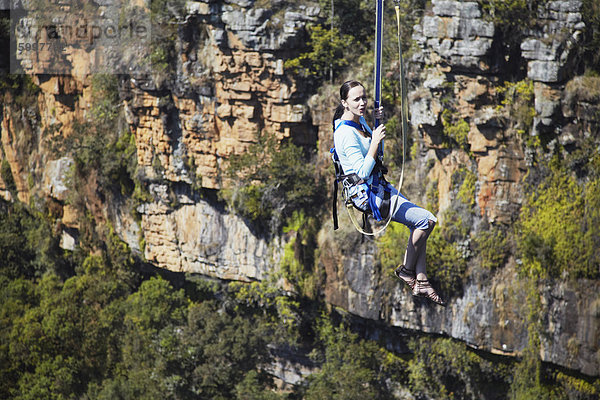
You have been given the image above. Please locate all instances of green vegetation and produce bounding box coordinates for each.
[564,75,600,112]
[280,211,322,298]
[442,109,471,151]
[221,132,325,234]
[425,178,440,214]
[0,202,66,280]
[424,220,468,298]
[407,337,512,399]
[147,0,186,81]
[230,281,301,348]
[505,271,597,400]
[582,0,600,74]
[0,74,41,108]
[0,199,286,399]
[377,222,410,278]
[496,79,535,137]
[0,74,41,192]
[1,159,17,195]
[0,200,403,399]
[42,73,152,273]
[511,145,600,397]
[1,189,598,398]
[284,25,353,79]
[290,0,425,84]
[477,0,542,32]
[477,0,546,77]
[509,284,556,400]
[517,156,600,280]
[317,0,376,54]
[474,225,509,271]
[150,0,186,23]
[58,74,138,202]
[3,1,600,398]
[454,167,477,208]
[302,318,398,399]
[408,321,598,400]
[556,371,600,397]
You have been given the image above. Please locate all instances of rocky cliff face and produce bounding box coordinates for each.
[2,0,318,280]
[1,0,599,378]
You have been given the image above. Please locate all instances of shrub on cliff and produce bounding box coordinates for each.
[407,336,512,399]
[2,197,598,399]
[518,156,600,280]
[0,160,17,196]
[301,318,400,400]
[478,0,544,77]
[0,200,71,280]
[287,0,408,81]
[496,79,535,138]
[280,211,322,299]
[59,74,138,200]
[221,132,325,234]
[284,24,353,80]
[317,0,375,47]
[146,0,185,83]
[582,0,600,74]
[441,109,471,151]
[0,74,40,107]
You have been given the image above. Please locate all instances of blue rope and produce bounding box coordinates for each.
[374,0,384,129]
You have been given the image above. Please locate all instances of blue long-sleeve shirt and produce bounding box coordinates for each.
[333,117,378,185]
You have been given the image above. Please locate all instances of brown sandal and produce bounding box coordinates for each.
[394,265,416,291]
[413,279,446,307]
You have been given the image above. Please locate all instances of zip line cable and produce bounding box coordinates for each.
[344,0,408,236]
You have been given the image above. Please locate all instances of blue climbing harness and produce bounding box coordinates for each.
[331,118,391,231]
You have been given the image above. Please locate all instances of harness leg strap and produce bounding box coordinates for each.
[379,189,392,220]
[333,179,339,230]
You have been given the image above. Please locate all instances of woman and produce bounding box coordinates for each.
[332,80,444,306]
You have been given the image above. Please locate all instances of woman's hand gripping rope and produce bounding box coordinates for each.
[367,111,386,163]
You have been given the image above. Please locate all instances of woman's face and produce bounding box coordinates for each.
[342,85,367,118]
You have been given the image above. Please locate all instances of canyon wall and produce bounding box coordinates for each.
[1,0,599,378]
[2,0,318,280]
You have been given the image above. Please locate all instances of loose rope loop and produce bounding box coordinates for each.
[395,0,408,193]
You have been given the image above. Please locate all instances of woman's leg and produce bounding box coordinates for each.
[403,220,436,278]
[408,220,445,305]
[387,188,438,290]
[402,230,415,269]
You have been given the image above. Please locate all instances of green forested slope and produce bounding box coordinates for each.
[1,196,598,398]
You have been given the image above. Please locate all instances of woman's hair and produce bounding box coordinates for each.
[332,80,364,130]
